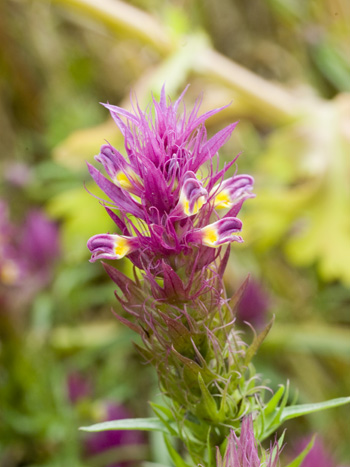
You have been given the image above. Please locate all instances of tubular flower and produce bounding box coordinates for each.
[87,234,140,262]
[87,86,254,272]
[216,416,280,467]
[187,218,243,247]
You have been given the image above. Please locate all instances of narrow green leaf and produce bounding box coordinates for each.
[149,402,174,421]
[258,383,290,441]
[150,403,179,437]
[80,417,171,434]
[244,318,274,366]
[171,345,214,385]
[264,385,285,417]
[218,377,231,420]
[198,373,222,423]
[277,381,290,417]
[281,396,350,422]
[164,435,192,467]
[284,436,316,467]
[207,427,215,467]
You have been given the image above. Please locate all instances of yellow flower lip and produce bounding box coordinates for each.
[182,194,207,216]
[214,190,232,209]
[87,233,140,262]
[175,174,208,217]
[114,171,134,191]
[114,236,133,259]
[192,218,243,248]
[201,225,219,247]
[113,168,142,196]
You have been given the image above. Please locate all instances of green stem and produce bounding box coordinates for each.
[48,0,305,125]
[50,0,173,55]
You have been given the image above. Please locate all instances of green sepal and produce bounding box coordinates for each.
[150,402,179,437]
[197,373,223,423]
[264,385,285,417]
[162,314,194,356]
[133,342,155,363]
[171,345,215,389]
[256,383,290,440]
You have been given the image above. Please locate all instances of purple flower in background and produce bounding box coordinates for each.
[85,403,145,465]
[0,201,25,287]
[19,209,60,279]
[67,372,92,404]
[87,86,254,274]
[66,372,146,466]
[236,278,269,328]
[297,437,349,467]
[4,161,32,187]
[0,200,60,310]
[216,416,279,467]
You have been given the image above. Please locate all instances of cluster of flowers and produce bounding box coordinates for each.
[86,88,278,465]
[87,87,254,268]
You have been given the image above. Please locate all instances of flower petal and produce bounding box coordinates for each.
[87,233,140,262]
[213,175,255,209]
[172,172,208,218]
[187,218,243,247]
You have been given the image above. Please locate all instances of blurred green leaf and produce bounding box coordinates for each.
[47,182,114,261]
[80,417,172,434]
[312,41,350,92]
[280,397,350,422]
[263,322,350,357]
[245,98,350,285]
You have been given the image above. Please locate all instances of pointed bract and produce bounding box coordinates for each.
[217,416,280,467]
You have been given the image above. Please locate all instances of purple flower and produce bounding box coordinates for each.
[0,201,60,310]
[216,416,279,467]
[20,210,60,275]
[66,372,146,466]
[4,162,32,187]
[87,86,254,274]
[236,278,269,328]
[85,403,146,467]
[87,233,140,262]
[67,372,92,404]
[0,201,26,287]
[296,437,350,467]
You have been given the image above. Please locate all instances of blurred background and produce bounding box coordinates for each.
[0,0,350,465]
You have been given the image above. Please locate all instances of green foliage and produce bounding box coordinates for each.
[2,0,350,465]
